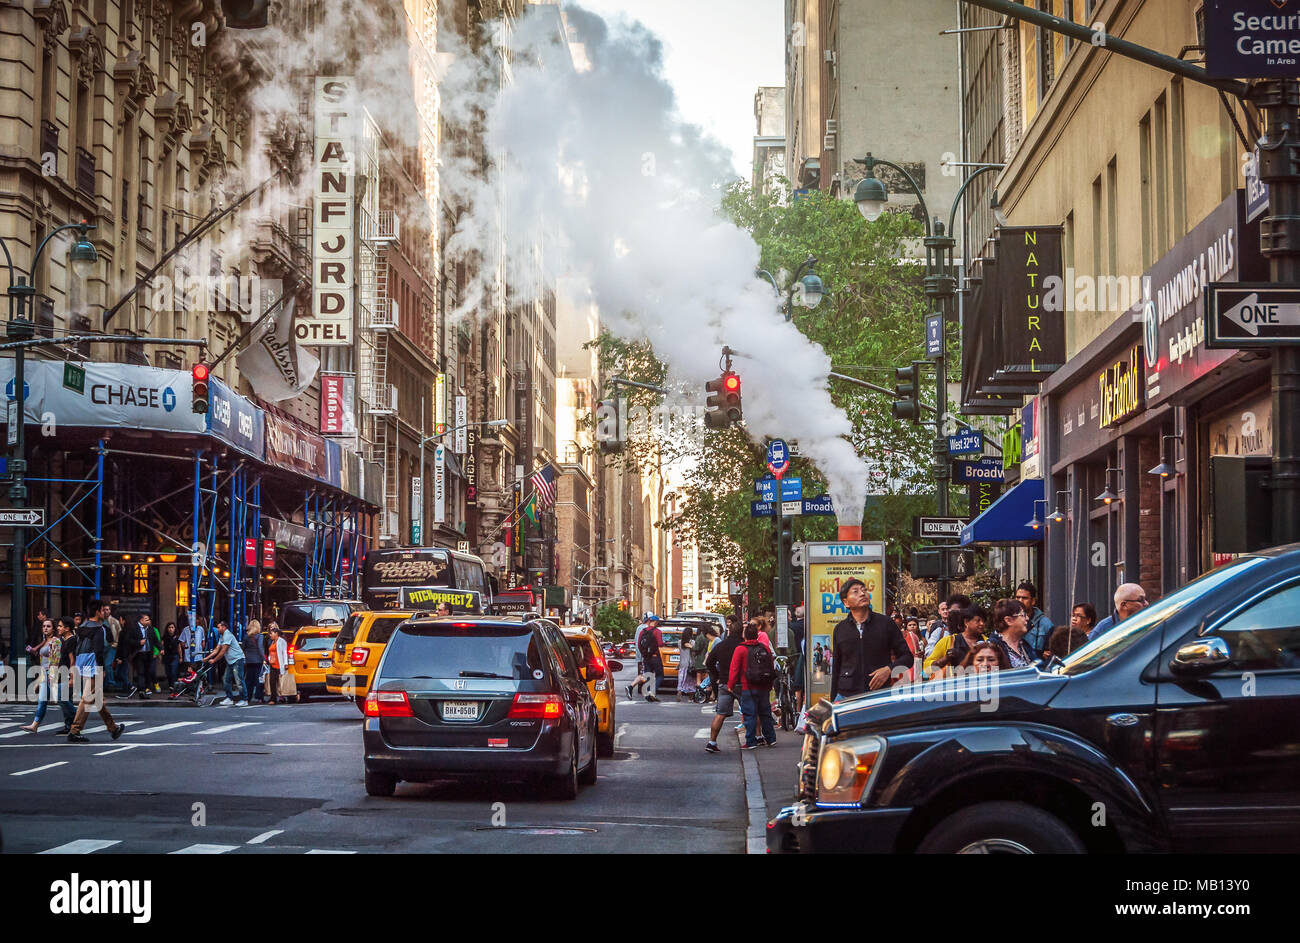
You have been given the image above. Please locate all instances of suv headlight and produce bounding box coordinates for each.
[817,734,885,806]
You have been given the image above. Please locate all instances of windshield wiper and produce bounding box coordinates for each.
[459,670,511,679]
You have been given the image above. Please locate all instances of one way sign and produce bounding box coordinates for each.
[0,508,44,527]
[1207,283,1300,347]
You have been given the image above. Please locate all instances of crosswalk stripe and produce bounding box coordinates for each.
[247,829,283,845]
[94,744,141,756]
[194,722,261,736]
[0,728,37,738]
[10,761,68,776]
[305,849,356,854]
[38,839,121,854]
[0,722,24,731]
[125,721,202,736]
[169,843,239,854]
[693,727,710,739]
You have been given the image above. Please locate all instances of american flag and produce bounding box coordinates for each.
[530,464,557,508]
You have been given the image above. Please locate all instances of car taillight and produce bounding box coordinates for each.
[508,693,562,719]
[351,646,369,666]
[364,690,413,718]
[589,653,607,679]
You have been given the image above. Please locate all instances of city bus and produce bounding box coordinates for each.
[359,547,493,611]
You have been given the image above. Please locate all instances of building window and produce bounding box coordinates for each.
[1106,157,1119,281]
[133,564,150,595]
[176,570,190,608]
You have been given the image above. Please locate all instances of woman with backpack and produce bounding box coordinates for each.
[924,606,988,679]
[729,621,777,749]
[626,614,663,703]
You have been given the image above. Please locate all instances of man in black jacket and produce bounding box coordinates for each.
[67,601,127,743]
[830,578,912,700]
[702,621,744,753]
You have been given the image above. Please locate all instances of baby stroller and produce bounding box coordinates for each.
[169,662,214,705]
[691,675,716,704]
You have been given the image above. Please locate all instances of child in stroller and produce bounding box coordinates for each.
[169,662,214,704]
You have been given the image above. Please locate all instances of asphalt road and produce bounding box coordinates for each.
[0,665,749,854]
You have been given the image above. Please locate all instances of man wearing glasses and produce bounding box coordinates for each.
[1014,582,1053,660]
[1087,583,1149,643]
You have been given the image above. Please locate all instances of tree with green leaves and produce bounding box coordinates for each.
[594,602,636,642]
[590,180,946,608]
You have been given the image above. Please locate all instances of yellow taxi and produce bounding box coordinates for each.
[654,622,688,687]
[288,626,341,699]
[562,625,623,757]
[325,610,415,712]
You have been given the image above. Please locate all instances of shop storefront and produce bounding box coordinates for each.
[1039,190,1269,624]
[1,360,377,635]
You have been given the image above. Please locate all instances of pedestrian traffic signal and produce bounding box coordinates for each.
[891,361,923,423]
[704,372,742,428]
[191,363,210,415]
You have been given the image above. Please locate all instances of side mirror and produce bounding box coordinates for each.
[608,660,624,673]
[1170,636,1231,675]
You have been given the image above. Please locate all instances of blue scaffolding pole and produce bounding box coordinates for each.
[189,449,204,655]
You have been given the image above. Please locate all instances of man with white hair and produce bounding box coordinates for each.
[1087,583,1149,642]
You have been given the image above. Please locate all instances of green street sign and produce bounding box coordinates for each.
[63,362,86,395]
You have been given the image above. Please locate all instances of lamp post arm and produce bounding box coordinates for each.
[785,255,817,317]
[947,164,1004,241]
[863,156,931,236]
[754,268,779,294]
[29,222,93,274]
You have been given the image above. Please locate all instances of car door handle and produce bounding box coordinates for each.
[1106,712,1140,728]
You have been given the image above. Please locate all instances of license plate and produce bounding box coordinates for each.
[318,659,331,668]
[669,654,680,664]
[441,700,480,721]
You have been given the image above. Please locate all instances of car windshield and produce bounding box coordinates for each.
[1054,557,1267,676]
[382,623,544,681]
[657,631,682,648]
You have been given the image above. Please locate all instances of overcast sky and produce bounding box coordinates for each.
[567,0,785,181]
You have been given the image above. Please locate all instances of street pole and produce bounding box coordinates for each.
[5,296,31,667]
[1253,78,1300,544]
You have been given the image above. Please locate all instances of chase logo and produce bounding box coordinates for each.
[162,387,176,412]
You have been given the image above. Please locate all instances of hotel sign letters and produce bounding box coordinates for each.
[308,77,356,346]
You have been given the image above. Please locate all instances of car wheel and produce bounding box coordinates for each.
[299,692,311,702]
[580,727,599,785]
[550,747,579,800]
[917,801,1085,854]
[597,730,615,758]
[364,770,397,797]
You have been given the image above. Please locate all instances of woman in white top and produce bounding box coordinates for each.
[20,619,62,732]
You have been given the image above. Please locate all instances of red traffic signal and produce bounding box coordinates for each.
[191,363,210,415]
[704,371,742,429]
[723,373,740,393]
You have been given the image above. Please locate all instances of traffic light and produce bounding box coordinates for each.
[704,372,742,429]
[191,363,210,415]
[891,361,924,423]
[617,600,628,612]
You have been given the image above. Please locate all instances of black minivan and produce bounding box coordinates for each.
[362,616,599,799]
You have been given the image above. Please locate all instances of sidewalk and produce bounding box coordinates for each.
[731,717,802,853]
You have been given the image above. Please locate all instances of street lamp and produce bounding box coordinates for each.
[1148,435,1182,478]
[756,255,826,321]
[3,219,98,667]
[1094,467,1121,505]
[850,153,1003,600]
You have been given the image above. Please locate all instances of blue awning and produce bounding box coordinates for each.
[960,478,1044,547]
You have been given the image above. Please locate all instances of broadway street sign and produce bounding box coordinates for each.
[952,459,1005,484]
[0,508,44,527]
[1206,284,1300,347]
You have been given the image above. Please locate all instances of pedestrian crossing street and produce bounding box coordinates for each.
[35,837,357,855]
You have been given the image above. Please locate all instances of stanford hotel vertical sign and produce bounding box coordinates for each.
[308,77,356,346]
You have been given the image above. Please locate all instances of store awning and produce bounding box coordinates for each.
[960,478,1044,547]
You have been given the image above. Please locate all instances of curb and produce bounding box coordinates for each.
[736,725,768,854]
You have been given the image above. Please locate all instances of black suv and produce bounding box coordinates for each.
[362,616,599,800]
[769,545,1300,853]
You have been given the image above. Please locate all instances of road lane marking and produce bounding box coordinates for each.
[94,744,141,756]
[0,728,39,738]
[693,727,710,739]
[247,830,283,845]
[169,843,239,854]
[38,839,122,854]
[614,722,628,746]
[10,761,68,776]
[126,721,202,736]
[305,849,356,854]
[195,722,261,736]
[0,722,24,731]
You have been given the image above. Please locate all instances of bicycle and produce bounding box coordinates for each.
[772,655,797,731]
